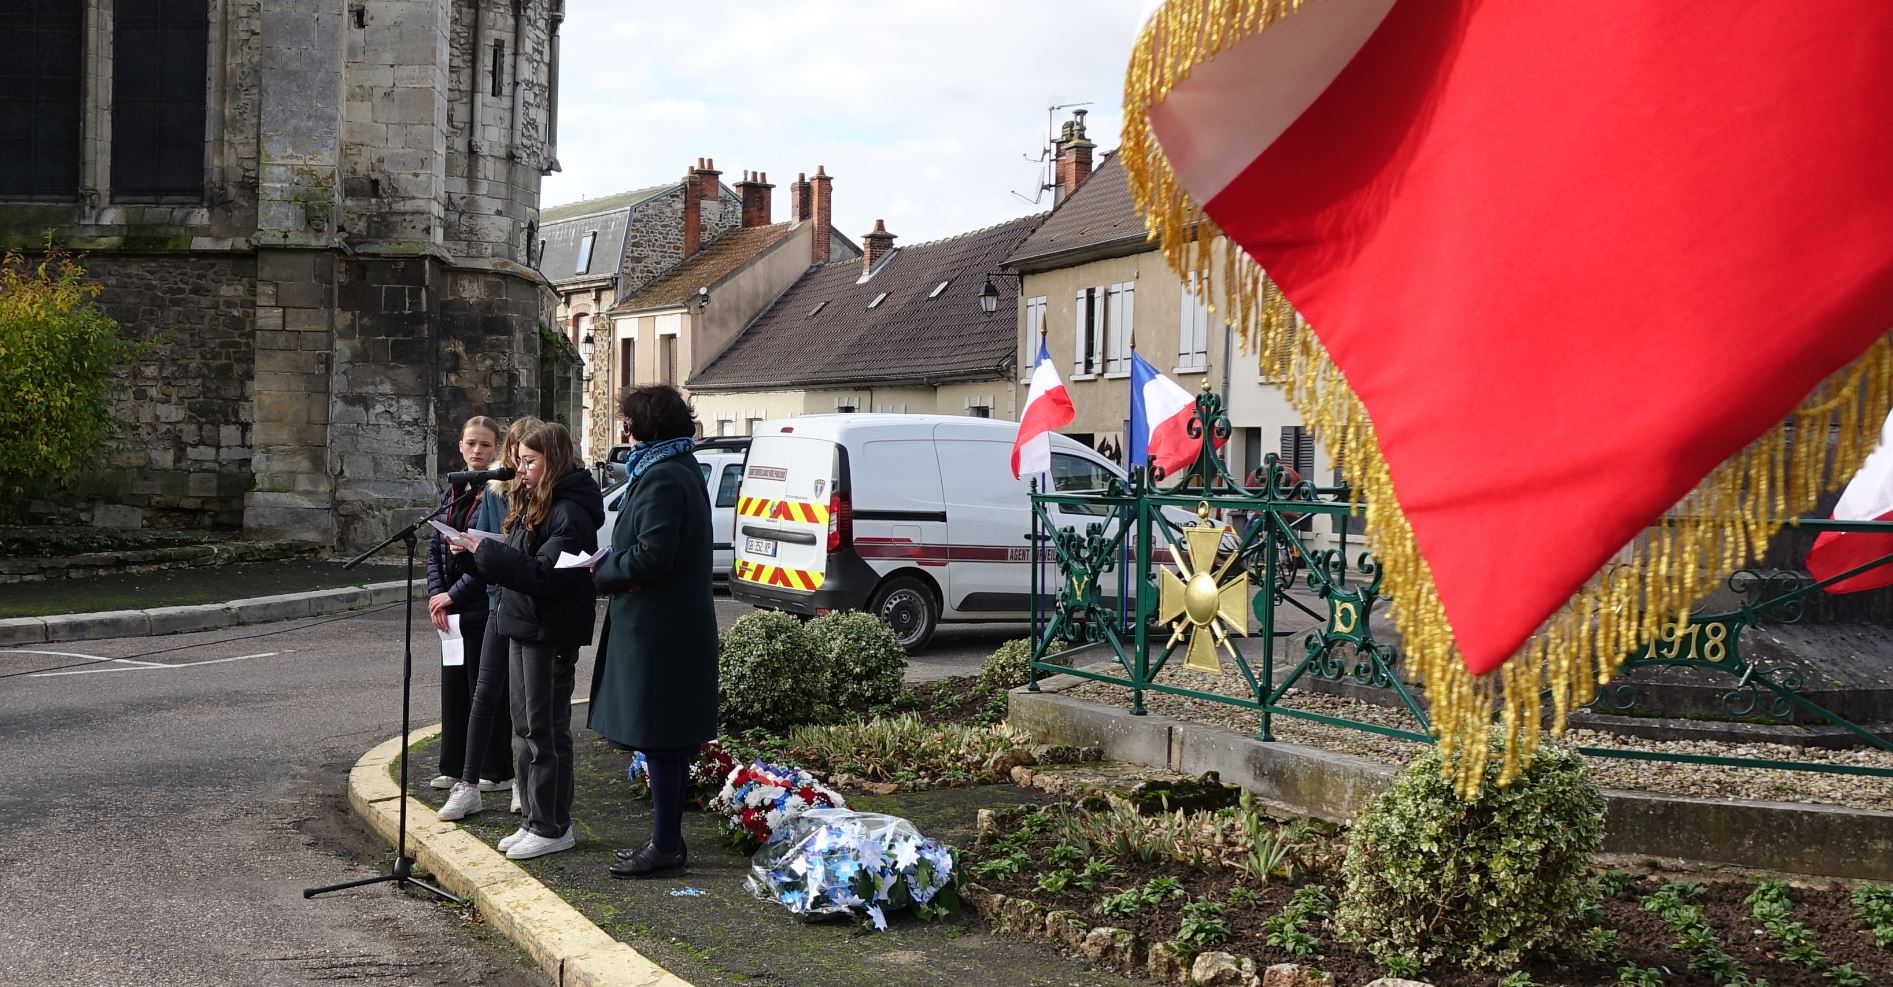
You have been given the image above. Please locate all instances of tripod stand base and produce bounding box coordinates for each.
[303,855,465,905]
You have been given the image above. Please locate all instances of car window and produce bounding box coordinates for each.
[1051,453,1113,517]
[699,463,711,484]
[716,463,742,509]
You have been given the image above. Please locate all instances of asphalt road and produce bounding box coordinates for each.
[0,591,1022,987]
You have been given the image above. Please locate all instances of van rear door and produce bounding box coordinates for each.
[732,433,837,593]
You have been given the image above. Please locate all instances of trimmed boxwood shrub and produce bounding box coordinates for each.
[977,637,1071,693]
[1335,733,1606,971]
[718,611,823,732]
[805,610,907,714]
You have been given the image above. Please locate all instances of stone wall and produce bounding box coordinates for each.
[617,186,743,295]
[40,254,259,530]
[244,248,338,542]
[3,0,559,547]
[438,266,558,450]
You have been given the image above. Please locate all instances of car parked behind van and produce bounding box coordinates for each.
[598,436,748,579]
[730,415,1181,652]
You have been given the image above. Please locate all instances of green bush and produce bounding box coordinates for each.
[0,246,141,509]
[978,636,1071,692]
[717,611,824,732]
[1335,733,1606,970]
[805,610,907,713]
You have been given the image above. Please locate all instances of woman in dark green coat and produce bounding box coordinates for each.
[589,384,718,878]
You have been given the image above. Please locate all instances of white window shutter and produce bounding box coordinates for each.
[1113,280,1128,365]
[1075,290,1087,373]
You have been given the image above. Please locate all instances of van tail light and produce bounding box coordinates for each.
[828,492,852,553]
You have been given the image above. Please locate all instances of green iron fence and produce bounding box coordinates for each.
[1027,385,1893,779]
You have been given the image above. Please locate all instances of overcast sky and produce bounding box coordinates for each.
[541,1,1156,246]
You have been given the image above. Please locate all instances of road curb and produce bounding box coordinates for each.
[0,580,417,646]
[348,723,693,987]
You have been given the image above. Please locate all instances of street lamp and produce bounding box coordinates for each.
[976,272,1023,317]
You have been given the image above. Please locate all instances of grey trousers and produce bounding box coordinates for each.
[508,639,576,839]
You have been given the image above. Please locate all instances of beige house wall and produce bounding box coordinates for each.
[1019,248,1230,450]
[687,224,815,377]
[1017,238,1333,545]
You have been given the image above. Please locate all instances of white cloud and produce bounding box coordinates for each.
[543,0,1152,245]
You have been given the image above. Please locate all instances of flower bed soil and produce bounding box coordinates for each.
[961,797,1893,987]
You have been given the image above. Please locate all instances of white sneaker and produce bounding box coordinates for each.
[478,778,513,792]
[427,775,457,790]
[437,782,483,821]
[497,828,529,853]
[505,827,575,860]
[510,789,522,814]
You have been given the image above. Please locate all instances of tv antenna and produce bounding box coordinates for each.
[1011,101,1094,205]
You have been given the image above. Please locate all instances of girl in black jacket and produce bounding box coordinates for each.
[424,416,509,797]
[449,421,603,860]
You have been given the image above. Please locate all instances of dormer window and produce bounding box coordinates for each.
[575,231,596,274]
[867,292,887,309]
[928,279,951,299]
[808,301,827,317]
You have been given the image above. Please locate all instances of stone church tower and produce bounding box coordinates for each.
[0,0,575,549]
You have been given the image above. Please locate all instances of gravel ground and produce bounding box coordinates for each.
[1063,665,1893,812]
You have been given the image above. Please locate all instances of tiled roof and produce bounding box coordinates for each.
[688,213,1047,391]
[540,184,674,224]
[1005,152,1149,269]
[539,208,630,286]
[607,222,797,314]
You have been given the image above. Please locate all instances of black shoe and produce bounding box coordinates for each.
[609,840,687,879]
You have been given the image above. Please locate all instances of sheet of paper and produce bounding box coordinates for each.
[438,613,464,667]
[554,547,610,569]
[428,519,502,542]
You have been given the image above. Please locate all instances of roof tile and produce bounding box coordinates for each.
[607,223,797,314]
[1004,152,1146,268]
[689,213,1046,390]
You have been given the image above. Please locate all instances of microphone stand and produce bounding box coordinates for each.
[304,482,481,904]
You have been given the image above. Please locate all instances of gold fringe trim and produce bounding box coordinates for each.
[1122,0,1893,794]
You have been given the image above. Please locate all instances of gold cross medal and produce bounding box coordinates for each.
[1157,504,1249,673]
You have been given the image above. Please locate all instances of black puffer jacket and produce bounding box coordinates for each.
[468,468,604,647]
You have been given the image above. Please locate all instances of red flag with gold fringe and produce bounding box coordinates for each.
[1122,0,1893,789]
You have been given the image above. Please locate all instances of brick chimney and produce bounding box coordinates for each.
[861,219,895,275]
[735,170,773,228]
[809,165,833,265]
[1052,109,1095,205]
[790,172,811,223]
[682,162,702,259]
[696,156,723,232]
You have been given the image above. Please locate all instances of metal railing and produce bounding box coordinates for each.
[1026,386,1893,779]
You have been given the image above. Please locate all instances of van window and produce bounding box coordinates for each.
[716,463,742,508]
[1051,453,1113,517]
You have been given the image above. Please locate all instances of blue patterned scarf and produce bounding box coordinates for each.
[623,436,695,483]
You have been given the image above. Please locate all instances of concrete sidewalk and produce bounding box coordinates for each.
[0,580,420,646]
[350,723,695,987]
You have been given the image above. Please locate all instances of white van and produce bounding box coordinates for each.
[730,415,1176,652]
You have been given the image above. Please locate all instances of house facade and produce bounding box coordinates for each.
[0,0,568,549]
[538,162,858,459]
[685,213,1045,433]
[1006,118,1340,538]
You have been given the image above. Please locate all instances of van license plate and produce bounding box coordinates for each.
[745,537,778,558]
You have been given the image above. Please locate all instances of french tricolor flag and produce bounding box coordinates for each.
[1806,409,1893,594]
[1011,342,1075,479]
[1129,350,1210,477]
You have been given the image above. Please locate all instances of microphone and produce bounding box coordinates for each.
[446,466,516,486]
